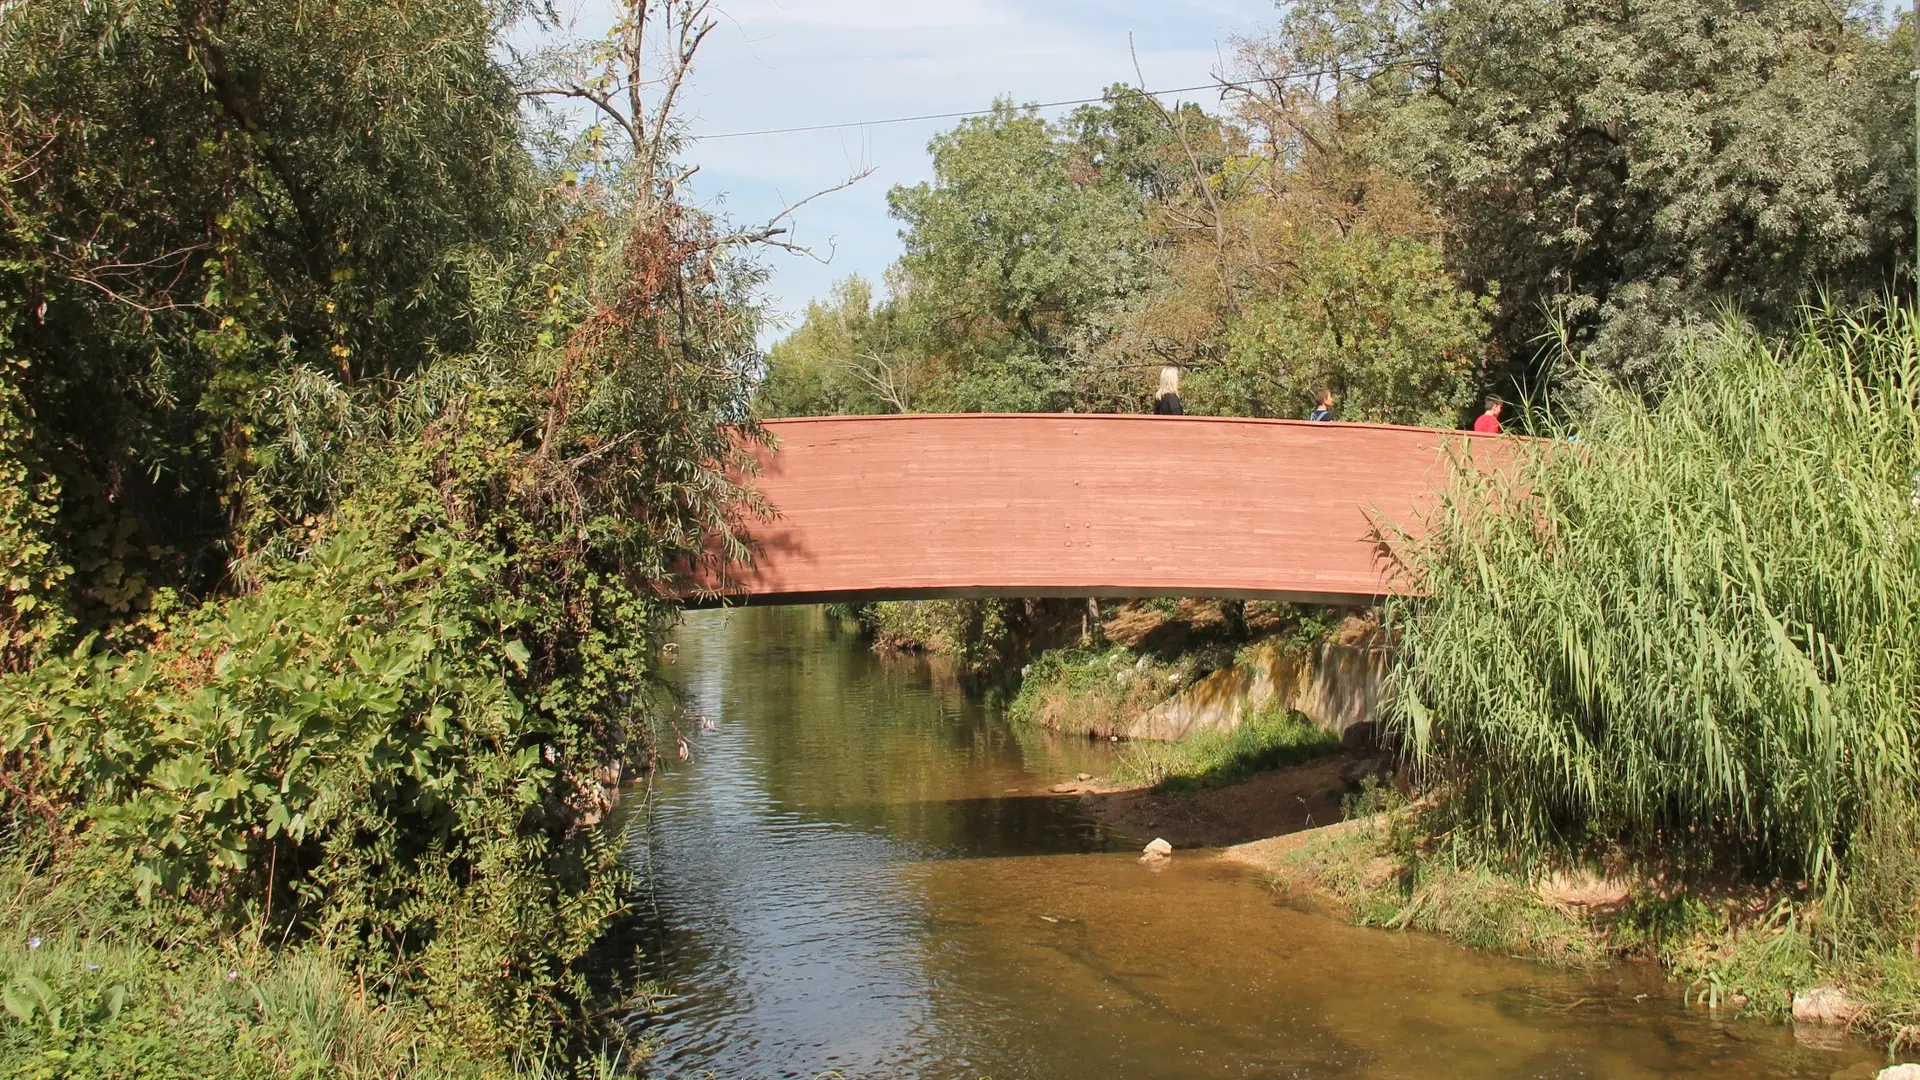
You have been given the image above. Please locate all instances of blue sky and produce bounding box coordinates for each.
[541,0,1281,338]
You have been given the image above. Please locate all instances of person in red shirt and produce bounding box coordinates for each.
[1472,394,1505,434]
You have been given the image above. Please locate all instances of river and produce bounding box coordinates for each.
[624,605,1883,1079]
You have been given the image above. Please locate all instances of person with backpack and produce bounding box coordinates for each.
[1308,388,1336,422]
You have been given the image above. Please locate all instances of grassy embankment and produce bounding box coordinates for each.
[1266,310,1920,1052]
[1251,795,1920,1047]
[0,854,626,1080]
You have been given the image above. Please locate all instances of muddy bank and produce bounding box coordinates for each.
[1037,751,1387,849]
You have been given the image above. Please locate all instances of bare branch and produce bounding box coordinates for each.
[841,352,913,413]
[724,167,875,261]
[520,85,641,149]
[1132,34,1234,317]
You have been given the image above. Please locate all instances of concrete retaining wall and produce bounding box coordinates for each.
[1120,640,1389,742]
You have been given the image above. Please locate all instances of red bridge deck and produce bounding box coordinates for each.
[698,414,1492,607]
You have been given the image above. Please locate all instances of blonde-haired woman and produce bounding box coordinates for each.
[1152,365,1183,415]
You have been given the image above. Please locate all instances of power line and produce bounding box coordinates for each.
[693,82,1226,141]
[690,63,1399,142]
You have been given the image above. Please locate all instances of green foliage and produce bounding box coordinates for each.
[1189,230,1487,426]
[1278,0,1911,387]
[889,99,1151,353]
[761,92,1173,417]
[1112,707,1340,790]
[0,0,534,643]
[1390,308,1920,895]
[1,505,639,1061]
[0,851,627,1079]
[765,82,1495,424]
[843,598,1078,690]
[1009,645,1179,739]
[0,375,70,667]
[758,277,891,417]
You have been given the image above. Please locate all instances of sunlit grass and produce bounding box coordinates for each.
[1113,706,1340,790]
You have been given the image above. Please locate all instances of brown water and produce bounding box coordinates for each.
[625,606,1884,1079]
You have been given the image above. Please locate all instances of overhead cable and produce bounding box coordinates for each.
[691,63,1395,142]
[693,83,1218,140]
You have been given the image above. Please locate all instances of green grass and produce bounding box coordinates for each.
[0,853,626,1080]
[1113,706,1340,790]
[1266,807,1609,965]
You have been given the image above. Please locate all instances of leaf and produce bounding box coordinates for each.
[2,983,33,1023]
[503,640,531,673]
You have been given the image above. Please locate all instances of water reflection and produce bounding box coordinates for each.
[626,606,1878,1079]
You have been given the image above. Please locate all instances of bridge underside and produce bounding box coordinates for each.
[691,584,1385,609]
[687,414,1492,608]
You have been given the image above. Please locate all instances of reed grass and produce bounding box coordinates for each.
[1391,307,1920,907]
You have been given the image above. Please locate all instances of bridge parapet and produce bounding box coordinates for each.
[688,413,1501,607]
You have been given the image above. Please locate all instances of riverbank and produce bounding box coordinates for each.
[1182,772,1920,1057]
[1042,752,1371,848]
[1025,740,1920,1062]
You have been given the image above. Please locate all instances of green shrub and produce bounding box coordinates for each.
[1,504,641,1062]
[1008,646,1178,737]
[0,850,632,1079]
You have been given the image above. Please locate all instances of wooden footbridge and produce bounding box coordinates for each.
[689,414,1498,607]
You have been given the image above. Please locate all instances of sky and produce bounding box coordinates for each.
[538,0,1281,338]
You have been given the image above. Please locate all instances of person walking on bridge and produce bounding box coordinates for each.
[1308,388,1336,422]
[1153,365,1184,415]
[1473,394,1505,434]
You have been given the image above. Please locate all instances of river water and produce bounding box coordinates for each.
[626,606,1883,1080]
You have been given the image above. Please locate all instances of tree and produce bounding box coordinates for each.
[758,277,894,416]
[1273,0,1912,390]
[0,0,531,655]
[1068,50,1492,422]
[1190,229,1486,425]
[885,98,1156,412]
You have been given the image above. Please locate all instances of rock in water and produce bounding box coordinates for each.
[1878,1066,1920,1080]
[1791,987,1862,1025]
[1076,773,1093,781]
[1140,838,1174,862]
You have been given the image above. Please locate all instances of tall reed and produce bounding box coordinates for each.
[1390,308,1920,898]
